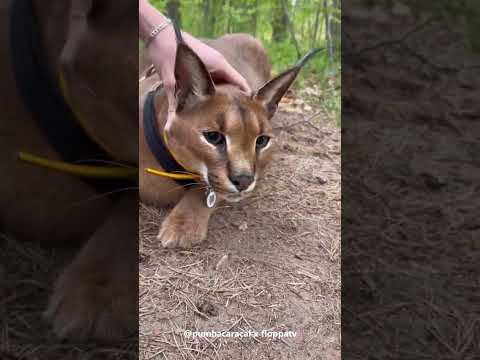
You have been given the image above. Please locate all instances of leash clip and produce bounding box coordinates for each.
[206,187,216,208]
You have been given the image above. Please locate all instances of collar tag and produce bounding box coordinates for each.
[206,188,216,208]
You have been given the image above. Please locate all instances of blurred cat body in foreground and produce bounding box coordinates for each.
[0,0,137,341]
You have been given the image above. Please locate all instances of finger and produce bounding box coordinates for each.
[165,109,176,132]
[218,64,251,94]
[161,72,177,112]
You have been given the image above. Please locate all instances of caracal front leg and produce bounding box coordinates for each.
[158,187,214,248]
[45,193,138,341]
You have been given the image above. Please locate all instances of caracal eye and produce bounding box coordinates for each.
[203,131,225,146]
[256,135,271,149]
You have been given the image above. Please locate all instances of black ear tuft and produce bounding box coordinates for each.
[254,48,323,119]
[172,18,185,45]
[295,48,323,69]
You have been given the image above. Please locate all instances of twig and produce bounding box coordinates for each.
[344,15,436,57]
[274,111,322,132]
[400,42,460,72]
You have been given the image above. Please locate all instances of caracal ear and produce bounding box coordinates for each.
[253,48,323,119]
[173,22,215,112]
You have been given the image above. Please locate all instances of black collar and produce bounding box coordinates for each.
[143,90,194,186]
[9,0,109,163]
[9,0,136,192]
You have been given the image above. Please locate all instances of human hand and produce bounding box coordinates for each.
[140,1,251,112]
[182,32,251,95]
[145,24,179,112]
[148,29,251,112]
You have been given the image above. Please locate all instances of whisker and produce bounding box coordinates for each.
[67,186,139,208]
[165,186,184,194]
[73,159,135,168]
[187,182,207,189]
[172,170,200,176]
[164,181,206,194]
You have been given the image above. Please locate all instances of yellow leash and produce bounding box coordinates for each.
[21,70,198,183]
[144,128,200,181]
[19,69,196,182]
[18,70,137,180]
[140,88,216,207]
[18,152,137,179]
[145,167,199,180]
[140,67,200,182]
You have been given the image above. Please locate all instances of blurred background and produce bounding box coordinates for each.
[149,0,341,124]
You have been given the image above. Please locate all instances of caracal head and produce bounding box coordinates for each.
[164,42,320,202]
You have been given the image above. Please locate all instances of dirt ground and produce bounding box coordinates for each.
[0,96,339,360]
[139,103,341,359]
[342,1,480,358]
[0,234,138,359]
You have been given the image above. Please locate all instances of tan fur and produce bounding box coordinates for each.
[0,0,137,340]
[139,34,278,248]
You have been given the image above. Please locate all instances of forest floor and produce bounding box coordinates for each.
[0,89,339,360]
[139,93,341,359]
[342,2,480,359]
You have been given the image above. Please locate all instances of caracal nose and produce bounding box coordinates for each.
[229,173,255,192]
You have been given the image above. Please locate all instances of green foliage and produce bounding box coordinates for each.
[150,0,341,123]
[150,0,166,11]
[265,42,297,74]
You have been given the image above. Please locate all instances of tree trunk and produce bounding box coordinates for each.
[272,0,288,42]
[202,0,212,37]
[281,0,302,58]
[211,0,224,38]
[311,1,321,47]
[331,0,341,55]
[323,0,333,62]
[252,0,259,37]
[224,0,231,33]
[231,0,251,33]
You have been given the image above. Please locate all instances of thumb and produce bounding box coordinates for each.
[162,73,177,112]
